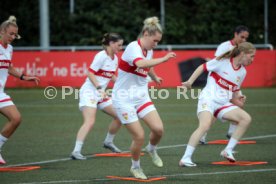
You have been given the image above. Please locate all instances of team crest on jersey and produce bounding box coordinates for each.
[236,76,241,83]
[90,99,97,104]
[202,103,208,110]
[122,112,128,120]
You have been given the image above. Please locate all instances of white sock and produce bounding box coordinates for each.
[225,137,238,151]
[146,143,156,152]
[73,140,84,153]
[131,159,140,169]
[228,123,237,135]
[182,145,195,161]
[104,132,115,143]
[0,134,8,151]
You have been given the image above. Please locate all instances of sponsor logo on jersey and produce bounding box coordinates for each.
[135,68,149,75]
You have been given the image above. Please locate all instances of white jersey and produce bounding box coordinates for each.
[215,40,235,57]
[0,43,13,93]
[81,50,118,90]
[112,40,153,102]
[201,57,246,104]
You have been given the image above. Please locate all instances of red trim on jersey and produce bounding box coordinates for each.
[104,50,115,60]
[214,104,235,118]
[119,59,149,78]
[98,97,110,104]
[88,68,96,74]
[0,66,9,69]
[210,72,239,92]
[0,60,11,64]
[203,63,207,72]
[137,102,153,113]
[137,39,147,57]
[230,57,241,71]
[0,42,8,49]
[0,98,12,103]
[133,58,143,66]
[230,40,235,46]
[88,68,115,78]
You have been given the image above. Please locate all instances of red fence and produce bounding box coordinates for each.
[6,50,276,88]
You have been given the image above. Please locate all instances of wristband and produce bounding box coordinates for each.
[96,86,102,90]
[20,74,25,80]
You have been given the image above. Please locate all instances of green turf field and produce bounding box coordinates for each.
[0,88,276,184]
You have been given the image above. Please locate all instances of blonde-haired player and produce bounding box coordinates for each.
[179,42,255,167]
[112,16,176,179]
[200,25,249,144]
[0,16,40,164]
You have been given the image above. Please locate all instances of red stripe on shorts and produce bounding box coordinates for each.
[0,98,11,103]
[137,102,153,114]
[214,104,235,118]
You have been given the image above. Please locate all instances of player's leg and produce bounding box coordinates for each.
[141,109,164,167]
[125,121,147,179]
[0,105,21,164]
[219,108,251,162]
[180,111,213,167]
[101,104,122,153]
[71,107,97,160]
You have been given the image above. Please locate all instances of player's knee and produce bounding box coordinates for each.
[11,114,22,127]
[153,127,164,137]
[242,113,252,126]
[134,132,145,144]
[199,124,211,132]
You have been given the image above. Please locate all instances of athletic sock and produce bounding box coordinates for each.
[73,140,84,153]
[104,132,115,144]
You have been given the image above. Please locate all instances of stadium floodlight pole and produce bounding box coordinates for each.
[160,0,165,30]
[39,0,50,51]
[70,0,75,14]
[264,0,269,44]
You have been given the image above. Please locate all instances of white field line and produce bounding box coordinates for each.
[3,134,276,168]
[15,168,276,184]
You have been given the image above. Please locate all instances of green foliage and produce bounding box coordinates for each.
[0,0,274,46]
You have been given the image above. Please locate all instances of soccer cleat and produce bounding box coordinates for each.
[220,149,236,162]
[0,153,6,165]
[199,133,208,145]
[145,147,163,167]
[71,151,87,160]
[179,159,197,167]
[103,142,122,153]
[199,139,208,145]
[226,133,232,139]
[130,167,147,180]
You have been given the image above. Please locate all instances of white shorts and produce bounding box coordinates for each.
[78,87,112,111]
[113,100,156,124]
[0,92,14,109]
[197,98,238,122]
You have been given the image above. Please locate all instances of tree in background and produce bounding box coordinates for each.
[0,0,274,47]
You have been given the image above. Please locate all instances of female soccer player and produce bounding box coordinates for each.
[200,25,250,144]
[0,16,40,164]
[112,16,176,179]
[179,42,255,167]
[71,33,123,159]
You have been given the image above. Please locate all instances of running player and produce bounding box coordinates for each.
[200,25,249,144]
[0,16,40,164]
[71,33,123,160]
[112,16,176,179]
[179,42,255,167]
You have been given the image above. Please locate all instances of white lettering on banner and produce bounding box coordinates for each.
[70,63,88,77]
[53,67,68,76]
[26,63,48,76]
